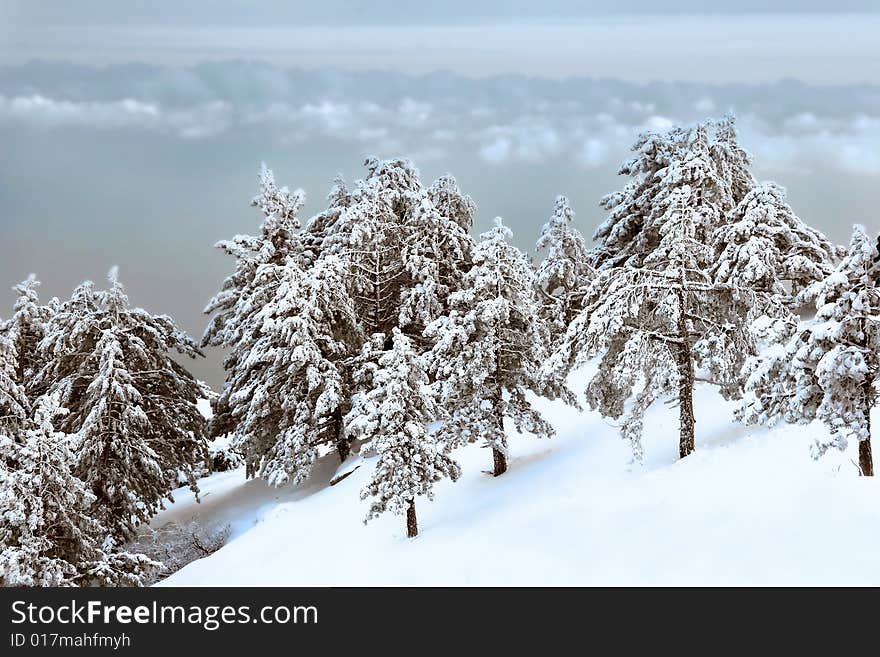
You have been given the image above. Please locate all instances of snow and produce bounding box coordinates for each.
[155,368,880,586]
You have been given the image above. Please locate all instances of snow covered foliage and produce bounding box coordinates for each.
[740,225,880,475]
[713,182,842,296]
[0,394,159,586]
[346,329,460,537]
[305,158,475,340]
[534,195,593,337]
[0,332,29,444]
[34,269,207,540]
[205,165,362,485]
[552,173,790,460]
[221,254,360,486]
[427,217,575,476]
[592,116,755,272]
[1,274,55,389]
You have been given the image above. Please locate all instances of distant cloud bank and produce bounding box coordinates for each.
[1,62,879,175]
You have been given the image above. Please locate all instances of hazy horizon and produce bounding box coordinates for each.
[2,7,878,386]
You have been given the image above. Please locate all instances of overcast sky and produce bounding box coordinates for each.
[3,3,879,83]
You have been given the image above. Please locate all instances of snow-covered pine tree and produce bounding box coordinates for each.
[203,164,307,438]
[398,176,474,342]
[220,253,361,485]
[2,274,55,387]
[739,225,880,476]
[591,125,688,269]
[708,113,756,211]
[426,217,574,476]
[346,329,460,538]
[0,393,159,586]
[0,331,29,445]
[35,269,207,541]
[713,182,842,297]
[313,158,476,343]
[534,195,593,337]
[549,184,789,460]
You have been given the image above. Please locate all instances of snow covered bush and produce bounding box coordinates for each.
[127,520,231,584]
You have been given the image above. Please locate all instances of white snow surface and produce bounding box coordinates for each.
[157,368,880,586]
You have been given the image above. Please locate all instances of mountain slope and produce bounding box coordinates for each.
[156,372,880,586]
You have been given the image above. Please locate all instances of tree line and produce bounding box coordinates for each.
[1,114,878,585]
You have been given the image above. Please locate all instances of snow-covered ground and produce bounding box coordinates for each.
[156,370,880,586]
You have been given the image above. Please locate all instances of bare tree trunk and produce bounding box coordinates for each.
[860,380,873,476]
[332,406,349,462]
[493,445,507,477]
[675,286,695,459]
[406,500,418,538]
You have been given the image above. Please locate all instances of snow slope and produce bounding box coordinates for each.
[156,370,880,586]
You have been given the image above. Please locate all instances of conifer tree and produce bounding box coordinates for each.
[740,225,880,476]
[534,195,592,337]
[346,329,460,538]
[2,274,55,386]
[36,269,206,540]
[0,394,158,586]
[713,182,842,296]
[427,218,574,476]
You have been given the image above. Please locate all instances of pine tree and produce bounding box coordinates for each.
[0,394,159,586]
[550,185,788,460]
[35,269,207,541]
[708,113,756,211]
[1,274,55,386]
[204,164,307,439]
[0,331,29,445]
[714,182,842,297]
[221,254,361,485]
[426,217,574,476]
[534,195,592,337]
[740,225,880,476]
[346,329,460,538]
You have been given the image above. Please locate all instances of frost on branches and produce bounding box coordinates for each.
[713,182,842,297]
[1,274,55,390]
[346,329,460,538]
[740,225,880,476]
[534,195,593,338]
[427,217,574,476]
[205,165,361,485]
[551,135,789,460]
[35,269,207,541]
[0,394,159,586]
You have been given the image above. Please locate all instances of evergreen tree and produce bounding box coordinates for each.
[550,185,788,460]
[346,329,460,538]
[534,195,592,337]
[0,394,159,586]
[36,269,206,541]
[713,182,842,296]
[2,274,55,386]
[0,331,29,446]
[222,254,361,485]
[708,113,755,211]
[740,225,880,476]
[427,218,574,476]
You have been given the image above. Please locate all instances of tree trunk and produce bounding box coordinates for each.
[493,446,507,477]
[860,381,873,476]
[332,406,349,462]
[406,500,418,538]
[675,287,695,459]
